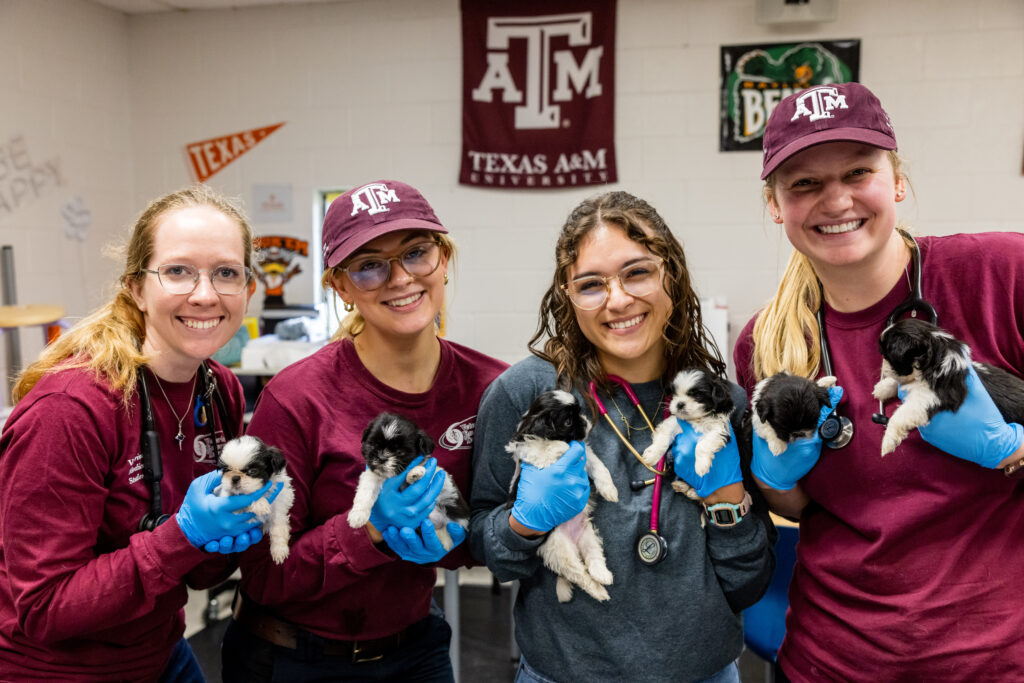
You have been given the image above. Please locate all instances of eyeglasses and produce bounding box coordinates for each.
[340,240,442,291]
[562,258,664,310]
[141,264,252,296]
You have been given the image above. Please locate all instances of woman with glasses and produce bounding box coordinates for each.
[469,191,775,683]
[0,185,275,680]
[222,179,507,682]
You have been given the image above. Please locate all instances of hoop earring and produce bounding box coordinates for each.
[343,301,354,312]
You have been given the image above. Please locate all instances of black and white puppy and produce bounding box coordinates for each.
[347,412,469,551]
[506,390,618,603]
[751,371,837,456]
[641,369,733,498]
[214,435,295,564]
[873,318,1024,456]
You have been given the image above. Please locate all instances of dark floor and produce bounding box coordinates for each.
[188,583,769,682]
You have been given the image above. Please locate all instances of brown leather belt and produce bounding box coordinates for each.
[232,592,412,663]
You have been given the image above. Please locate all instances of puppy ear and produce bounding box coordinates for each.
[710,380,734,415]
[263,445,286,473]
[417,429,435,457]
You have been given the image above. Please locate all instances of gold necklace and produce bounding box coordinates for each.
[153,372,198,451]
[609,389,666,439]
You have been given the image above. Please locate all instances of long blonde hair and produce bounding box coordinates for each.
[12,185,255,406]
[322,232,456,342]
[530,191,725,415]
[750,150,909,381]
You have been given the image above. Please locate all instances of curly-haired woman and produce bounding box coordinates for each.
[469,191,776,682]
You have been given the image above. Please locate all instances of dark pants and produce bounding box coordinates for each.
[159,638,206,682]
[221,609,454,683]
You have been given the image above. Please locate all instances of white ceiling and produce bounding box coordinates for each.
[90,0,344,14]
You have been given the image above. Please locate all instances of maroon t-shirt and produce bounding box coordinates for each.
[241,337,507,640]
[735,232,1024,680]
[0,360,244,681]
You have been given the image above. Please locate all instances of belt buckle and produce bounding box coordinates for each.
[351,640,384,664]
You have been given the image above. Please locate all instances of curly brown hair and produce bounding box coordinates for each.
[528,191,725,414]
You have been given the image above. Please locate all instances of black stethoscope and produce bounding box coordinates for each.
[136,361,233,531]
[816,230,938,446]
[589,376,672,566]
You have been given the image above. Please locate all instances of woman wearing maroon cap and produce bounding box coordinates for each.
[736,82,1024,679]
[222,179,507,681]
[0,185,274,680]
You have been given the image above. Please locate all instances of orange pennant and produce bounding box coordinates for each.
[184,122,284,183]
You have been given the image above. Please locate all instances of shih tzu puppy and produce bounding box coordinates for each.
[506,390,618,603]
[641,369,734,498]
[751,372,838,456]
[214,435,295,564]
[873,318,1024,456]
[347,412,469,551]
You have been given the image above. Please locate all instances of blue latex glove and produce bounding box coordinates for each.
[900,365,1024,468]
[751,385,843,491]
[201,480,284,553]
[368,457,446,533]
[670,419,743,499]
[511,440,590,533]
[383,520,467,564]
[177,471,272,549]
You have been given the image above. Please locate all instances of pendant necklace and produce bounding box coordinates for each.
[152,371,198,451]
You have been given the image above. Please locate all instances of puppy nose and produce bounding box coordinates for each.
[231,475,241,485]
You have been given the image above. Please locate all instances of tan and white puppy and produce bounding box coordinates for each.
[214,435,295,564]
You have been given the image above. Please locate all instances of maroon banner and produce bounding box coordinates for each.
[460,0,617,190]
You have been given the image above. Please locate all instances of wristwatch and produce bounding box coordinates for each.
[703,491,752,527]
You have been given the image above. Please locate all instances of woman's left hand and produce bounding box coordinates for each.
[901,364,1024,468]
[670,419,743,499]
[383,520,466,564]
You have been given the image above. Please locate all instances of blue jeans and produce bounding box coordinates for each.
[159,638,206,682]
[221,608,454,682]
[515,656,740,683]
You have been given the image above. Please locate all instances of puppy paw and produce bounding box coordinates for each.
[693,452,713,477]
[405,465,426,485]
[595,480,619,503]
[270,541,290,564]
[436,525,454,552]
[767,437,788,456]
[873,377,898,401]
[880,433,901,457]
[347,508,370,528]
[555,578,574,603]
[249,498,271,517]
[671,479,695,497]
[583,581,610,602]
[817,375,838,388]
[588,564,613,586]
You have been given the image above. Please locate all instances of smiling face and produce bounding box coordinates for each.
[567,222,672,382]
[333,229,449,342]
[130,205,253,381]
[768,141,905,274]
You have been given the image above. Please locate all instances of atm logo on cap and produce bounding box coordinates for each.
[791,86,848,122]
[350,183,400,216]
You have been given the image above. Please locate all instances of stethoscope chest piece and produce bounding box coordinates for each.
[820,413,854,449]
[637,531,668,565]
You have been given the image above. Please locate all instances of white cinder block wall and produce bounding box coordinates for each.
[1,0,1022,391]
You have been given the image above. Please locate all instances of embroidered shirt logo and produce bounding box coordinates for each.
[439,416,477,450]
[471,13,604,130]
[791,86,848,122]
[350,182,400,217]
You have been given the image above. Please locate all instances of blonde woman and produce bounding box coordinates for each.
[0,186,275,679]
[736,82,1024,680]
[223,180,507,682]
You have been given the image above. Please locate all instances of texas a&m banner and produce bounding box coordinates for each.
[720,40,860,152]
[460,0,617,189]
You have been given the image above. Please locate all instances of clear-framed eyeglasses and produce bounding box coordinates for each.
[340,240,442,291]
[562,258,664,311]
[141,264,252,296]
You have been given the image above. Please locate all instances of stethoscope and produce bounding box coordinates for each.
[588,376,672,566]
[816,229,938,445]
[136,361,233,531]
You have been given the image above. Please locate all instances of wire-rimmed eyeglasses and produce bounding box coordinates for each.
[562,258,664,310]
[141,264,252,296]
[340,240,442,291]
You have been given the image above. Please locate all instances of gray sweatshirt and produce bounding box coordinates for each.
[469,355,775,682]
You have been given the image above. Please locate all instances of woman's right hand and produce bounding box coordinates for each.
[751,385,843,491]
[368,456,446,533]
[510,440,590,533]
[176,471,271,549]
